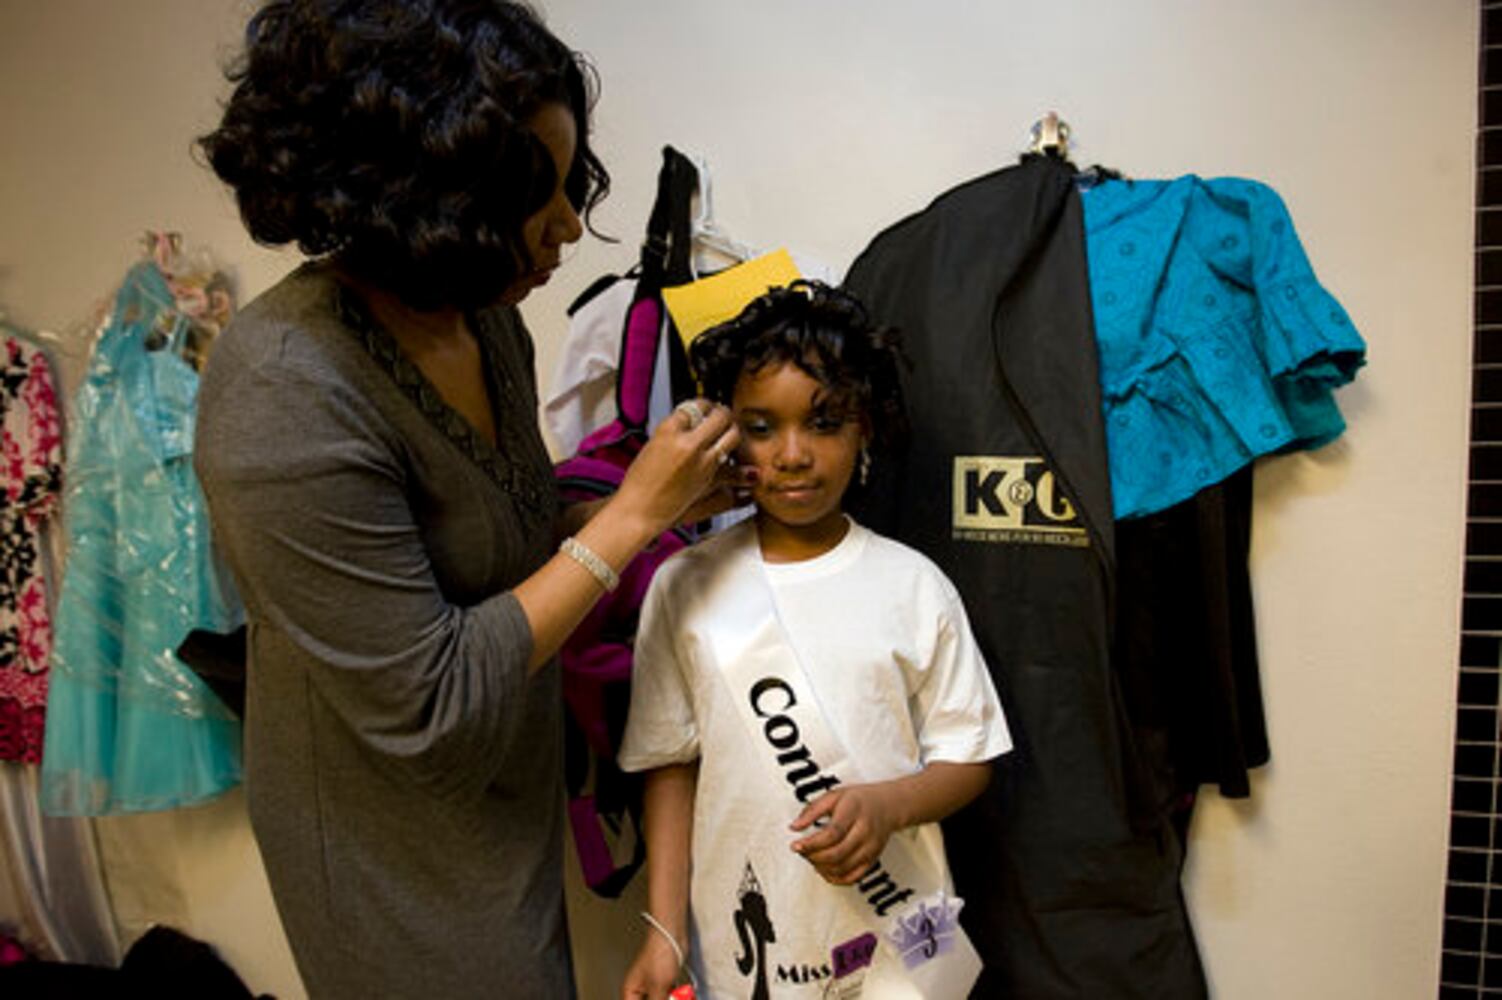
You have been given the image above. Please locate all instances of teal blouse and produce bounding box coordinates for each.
[1081,176,1367,519]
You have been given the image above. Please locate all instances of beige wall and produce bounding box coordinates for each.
[0,2,1472,997]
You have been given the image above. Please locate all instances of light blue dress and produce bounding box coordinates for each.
[1081,176,1367,519]
[41,261,242,815]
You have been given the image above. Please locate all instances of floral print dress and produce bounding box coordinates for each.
[0,331,63,763]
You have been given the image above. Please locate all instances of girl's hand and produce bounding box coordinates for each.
[788,783,899,885]
[614,399,741,538]
[621,932,684,1000]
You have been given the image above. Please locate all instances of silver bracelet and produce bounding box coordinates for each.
[560,536,620,592]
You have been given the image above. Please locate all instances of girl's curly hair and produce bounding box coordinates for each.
[689,280,909,452]
[198,0,609,311]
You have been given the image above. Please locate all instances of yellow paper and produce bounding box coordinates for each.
[661,248,802,349]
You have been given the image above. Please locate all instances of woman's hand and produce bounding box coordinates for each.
[518,400,745,673]
[677,455,757,525]
[788,783,900,885]
[613,399,742,538]
[621,932,684,1000]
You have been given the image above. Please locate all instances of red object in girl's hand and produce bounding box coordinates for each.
[669,986,696,1000]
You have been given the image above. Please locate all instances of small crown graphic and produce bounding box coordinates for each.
[737,861,764,900]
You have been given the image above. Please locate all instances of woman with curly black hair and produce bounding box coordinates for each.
[192,3,740,996]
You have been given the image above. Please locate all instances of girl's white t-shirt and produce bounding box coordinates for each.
[620,517,1011,998]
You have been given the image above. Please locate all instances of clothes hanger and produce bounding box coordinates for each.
[137,229,233,368]
[0,310,53,352]
[1028,110,1070,158]
[1027,110,1073,160]
[687,153,758,278]
[1024,111,1122,187]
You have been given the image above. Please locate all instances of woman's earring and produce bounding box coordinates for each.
[859,447,871,487]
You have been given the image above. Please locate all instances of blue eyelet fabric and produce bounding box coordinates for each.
[1082,176,1366,519]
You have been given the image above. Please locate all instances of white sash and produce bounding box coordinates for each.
[709,541,982,999]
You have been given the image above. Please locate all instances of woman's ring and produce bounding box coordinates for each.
[675,399,707,430]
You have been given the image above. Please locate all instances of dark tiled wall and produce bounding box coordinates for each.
[1444,5,1502,996]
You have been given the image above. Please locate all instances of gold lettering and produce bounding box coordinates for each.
[1034,471,1077,522]
[952,455,1088,546]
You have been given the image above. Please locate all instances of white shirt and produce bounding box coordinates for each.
[620,518,1011,998]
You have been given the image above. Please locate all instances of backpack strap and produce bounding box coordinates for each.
[555,146,703,900]
[640,145,698,287]
[614,146,700,433]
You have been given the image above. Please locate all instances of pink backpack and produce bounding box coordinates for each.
[555,147,699,896]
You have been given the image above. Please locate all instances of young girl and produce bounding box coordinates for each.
[619,281,1012,999]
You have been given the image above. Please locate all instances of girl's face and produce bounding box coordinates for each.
[731,359,866,559]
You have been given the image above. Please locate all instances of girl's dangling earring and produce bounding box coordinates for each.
[859,446,871,487]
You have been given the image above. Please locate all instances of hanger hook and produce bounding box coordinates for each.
[1028,111,1072,158]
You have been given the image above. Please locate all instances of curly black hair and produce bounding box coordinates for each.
[689,280,908,452]
[198,0,609,311]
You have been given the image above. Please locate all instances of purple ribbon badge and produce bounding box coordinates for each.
[885,893,965,971]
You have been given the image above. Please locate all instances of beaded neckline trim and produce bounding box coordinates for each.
[334,285,550,514]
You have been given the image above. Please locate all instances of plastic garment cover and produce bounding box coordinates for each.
[41,261,243,815]
[845,157,1208,999]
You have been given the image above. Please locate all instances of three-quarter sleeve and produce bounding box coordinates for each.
[1234,180,1367,448]
[196,347,532,800]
